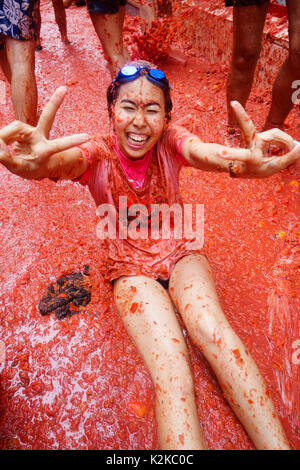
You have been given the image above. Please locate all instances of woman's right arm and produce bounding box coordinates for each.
[0,87,90,181]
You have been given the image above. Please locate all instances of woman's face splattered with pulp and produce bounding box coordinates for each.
[113,76,166,160]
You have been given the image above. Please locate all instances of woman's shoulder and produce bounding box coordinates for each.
[161,124,194,141]
[73,134,114,186]
[84,134,114,160]
[158,124,194,156]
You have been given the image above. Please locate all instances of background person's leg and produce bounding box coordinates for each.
[113,275,206,450]
[63,0,74,7]
[265,0,300,128]
[226,2,269,128]
[6,37,37,126]
[169,254,290,450]
[52,0,70,44]
[0,44,11,83]
[36,1,43,50]
[88,2,130,77]
[129,0,155,31]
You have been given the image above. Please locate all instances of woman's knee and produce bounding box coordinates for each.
[169,254,213,307]
[169,255,231,345]
[159,366,196,401]
[113,274,166,314]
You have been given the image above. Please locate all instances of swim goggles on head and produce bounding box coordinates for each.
[113,65,171,91]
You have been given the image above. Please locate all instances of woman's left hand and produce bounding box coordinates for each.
[225,101,300,177]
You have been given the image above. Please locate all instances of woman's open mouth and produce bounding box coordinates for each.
[126,132,150,148]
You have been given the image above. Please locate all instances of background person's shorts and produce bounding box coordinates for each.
[225,0,269,6]
[87,0,126,14]
[0,0,39,46]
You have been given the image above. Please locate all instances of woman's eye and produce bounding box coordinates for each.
[123,106,135,112]
[147,109,158,114]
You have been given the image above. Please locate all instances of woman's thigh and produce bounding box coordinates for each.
[113,275,193,387]
[169,254,236,349]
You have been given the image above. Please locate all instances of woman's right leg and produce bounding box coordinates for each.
[113,275,206,450]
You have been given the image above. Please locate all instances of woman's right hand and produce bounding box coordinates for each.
[0,87,90,179]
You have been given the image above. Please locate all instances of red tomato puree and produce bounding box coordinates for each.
[0,0,299,450]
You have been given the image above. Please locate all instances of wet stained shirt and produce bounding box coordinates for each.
[74,125,203,281]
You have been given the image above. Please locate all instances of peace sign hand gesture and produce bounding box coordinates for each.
[0,87,90,179]
[226,101,300,178]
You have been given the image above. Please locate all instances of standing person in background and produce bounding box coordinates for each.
[0,0,39,125]
[226,0,300,140]
[36,0,70,51]
[86,0,130,77]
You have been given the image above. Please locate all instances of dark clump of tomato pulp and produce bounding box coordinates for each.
[0,0,299,450]
[38,266,91,320]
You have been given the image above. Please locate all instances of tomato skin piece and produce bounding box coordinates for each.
[130,302,139,313]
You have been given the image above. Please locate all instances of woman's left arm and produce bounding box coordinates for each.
[181,101,300,178]
[180,136,249,175]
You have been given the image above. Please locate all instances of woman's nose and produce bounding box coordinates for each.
[133,109,146,127]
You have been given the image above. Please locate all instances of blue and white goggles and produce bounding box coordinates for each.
[113,65,170,91]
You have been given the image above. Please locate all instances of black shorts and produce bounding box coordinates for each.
[111,277,170,291]
[157,278,169,290]
[87,0,126,14]
[225,0,269,6]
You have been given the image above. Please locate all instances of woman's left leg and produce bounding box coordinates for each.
[169,254,290,450]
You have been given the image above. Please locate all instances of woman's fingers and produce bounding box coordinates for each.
[272,143,300,170]
[0,139,10,161]
[259,128,295,151]
[218,146,262,164]
[46,133,90,155]
[230,101,257,147]
[0,120,30,144]
[37,86,68,138]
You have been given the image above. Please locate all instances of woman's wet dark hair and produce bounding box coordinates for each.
[107,60,173,123]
